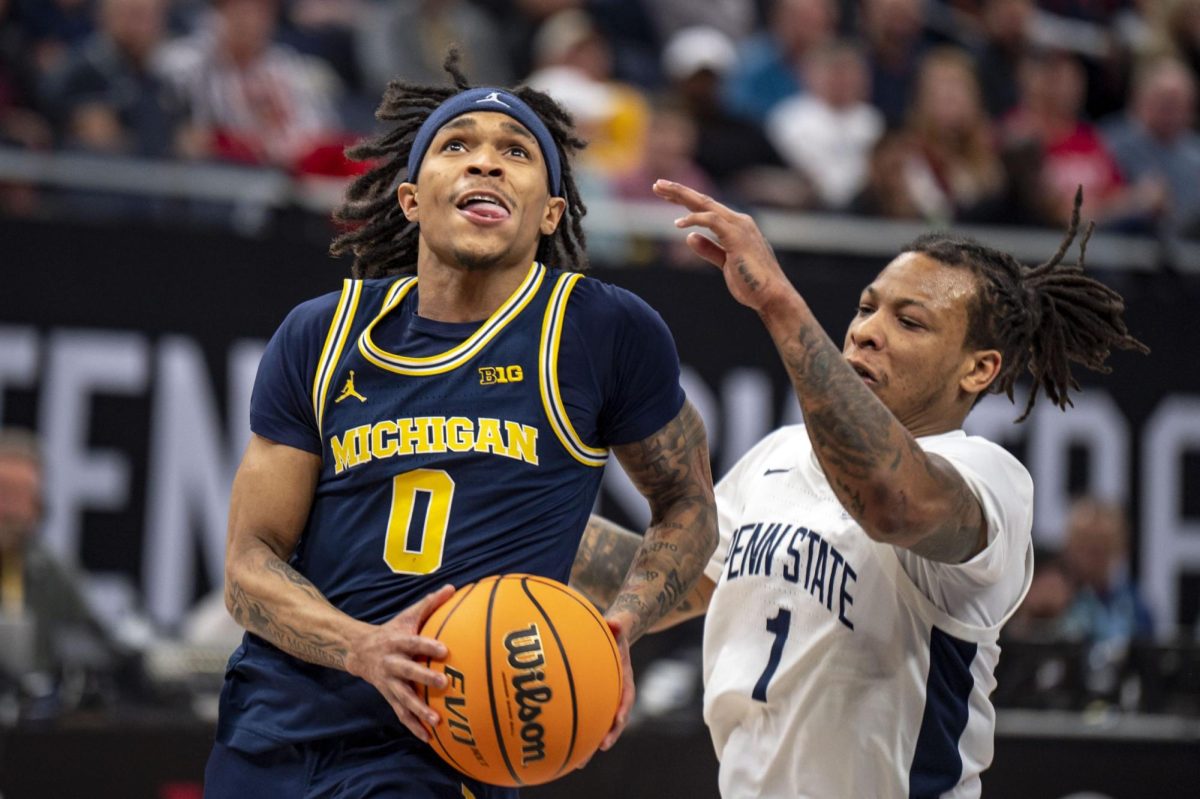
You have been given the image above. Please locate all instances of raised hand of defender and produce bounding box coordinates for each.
[345,583,456,742]
[652,179,793,314]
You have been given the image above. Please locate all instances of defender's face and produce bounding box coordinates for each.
[400,112,565,272]
[843,253,980,432]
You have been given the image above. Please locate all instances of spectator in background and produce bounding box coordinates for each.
[860,0,930,129]
[722,0,839,124]
[1103,56,1200,240]
[1,0,52,146]
[1017,497,1154,648]
[0,0,53,215]
[277,0,362,96]
[974,0,1036,117]
[1015,498,1154,644]
[157,0,348,172]
[660,26,799,207]
[613,97,716,267]
[1156,0,1200,77]
[1002,49,1161,229]
[850,132,941,219]
[18,0,95,78]
[1057,497,1154,644]
[766,40,884,210]
[905,47,1006,221]
[643,0,754,44]
[525,8,649,179]
[0,429,115,691]
[42,0,197,158]
[355,0,514,98]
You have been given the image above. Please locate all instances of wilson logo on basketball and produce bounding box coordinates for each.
[419,574,622,787]
[504,623,551,765]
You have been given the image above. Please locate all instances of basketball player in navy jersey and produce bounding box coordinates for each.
[204,58,717,798]
[571,184,1146,798]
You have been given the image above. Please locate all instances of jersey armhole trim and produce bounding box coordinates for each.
[539,273,608,467]
[312,278,364,435]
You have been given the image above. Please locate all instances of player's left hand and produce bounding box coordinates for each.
[652,179,796,316]
[597,616,635,753]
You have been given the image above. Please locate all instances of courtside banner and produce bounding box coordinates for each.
[0,216,1196,631]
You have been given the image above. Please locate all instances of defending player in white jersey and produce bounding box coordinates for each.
[570,184,1147,798]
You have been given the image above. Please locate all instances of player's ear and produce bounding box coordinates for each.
[397,182,418,222]
[540,196,566,236]
[961,349,1001,396]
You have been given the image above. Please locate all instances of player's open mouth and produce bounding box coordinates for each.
[848,360,880,386]
[456,191,512,225]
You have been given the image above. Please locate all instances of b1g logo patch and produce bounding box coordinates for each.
[479,365,524,385]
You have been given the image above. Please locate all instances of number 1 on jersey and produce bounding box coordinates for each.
[383,468,456,574]
[752,607,791,701]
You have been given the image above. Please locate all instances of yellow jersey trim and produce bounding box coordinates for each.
[539,273,608,467]
[357,262,545,376]
[312,279,363,434]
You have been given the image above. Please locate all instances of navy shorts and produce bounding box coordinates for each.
[204,729,520,799]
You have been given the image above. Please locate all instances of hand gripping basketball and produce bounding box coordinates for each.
[418,574,624,787]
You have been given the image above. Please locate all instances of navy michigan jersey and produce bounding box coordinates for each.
[217,261,685,752]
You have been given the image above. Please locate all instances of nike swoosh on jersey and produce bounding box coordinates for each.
[763,468,792,476]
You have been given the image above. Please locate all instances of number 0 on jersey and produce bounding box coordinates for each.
[383,468,456,574]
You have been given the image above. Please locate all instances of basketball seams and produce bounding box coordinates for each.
[525,575,623,697]
[485,576,524,786]
[423,580,481,777]
[520,576,579,779]
[425,573,621,787]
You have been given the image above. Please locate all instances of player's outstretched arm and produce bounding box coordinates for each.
[224,434,453,741]
[571,515,714,632]
[653,179,987,564]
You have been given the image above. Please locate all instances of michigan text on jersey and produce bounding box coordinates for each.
[329,416,539,474]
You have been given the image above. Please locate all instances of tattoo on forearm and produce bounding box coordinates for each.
[226,558,348,670]
[608,401,718,641]
[571,517,643,608]
[777,322,906,492]
[778,316,985,561]
[265,558,324,602]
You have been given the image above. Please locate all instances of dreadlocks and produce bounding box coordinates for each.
[905,188,1149,422]
[330,51,589,278]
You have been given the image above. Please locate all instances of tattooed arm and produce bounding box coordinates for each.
[571,515,715,631]
[652,179,987,564]
[224,434,452,740]
[588,400,716,751]
[605,400,718,644]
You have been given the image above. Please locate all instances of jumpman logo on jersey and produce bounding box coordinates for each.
[334,370,367,404]
[476,91,511,108]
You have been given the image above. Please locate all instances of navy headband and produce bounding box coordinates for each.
[406,87,563,197]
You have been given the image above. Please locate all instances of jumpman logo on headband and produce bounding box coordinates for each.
[335,370,367,404]
[476,91,511,108]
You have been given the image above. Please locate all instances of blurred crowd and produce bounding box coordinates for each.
[2,0,1200,242]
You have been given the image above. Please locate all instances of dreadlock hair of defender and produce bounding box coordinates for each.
[331,51,589,278]
[903,188,1149,422]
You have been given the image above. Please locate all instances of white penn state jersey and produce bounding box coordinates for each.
[702,425,1034,799]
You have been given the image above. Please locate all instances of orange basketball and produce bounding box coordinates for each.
[419,573,623,787]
